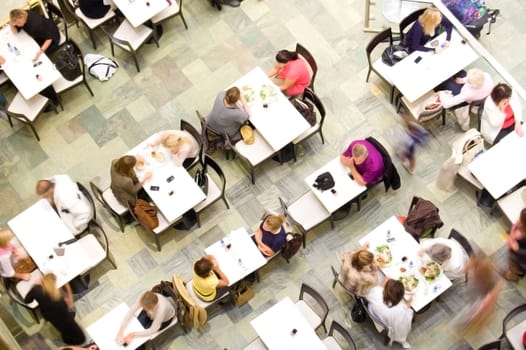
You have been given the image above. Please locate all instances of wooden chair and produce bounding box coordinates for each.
[330,265,355,298]
[295,43,318,91]
[279,195,333,248]
[365,28,396,103]
[398,8,425,44]
[89,181,128,233]
[102,20,158,73]
[295,283,329,333]
[500,303,526,348]
[292,88,326,150]
[76,220,117,280]
[322,320,357,350]
[193,154,230,227]
[4,93,52,142]
[1,270,43,324]
[45,0,69,46]
[179,118,203,170]
[151,0,188,31]
[197,110,231,158]
[127,202,174,252]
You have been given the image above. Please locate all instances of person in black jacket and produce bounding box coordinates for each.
[79,0,111,19]
[24,273,86,345]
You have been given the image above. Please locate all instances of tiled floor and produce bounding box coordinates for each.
[1,0,526,349]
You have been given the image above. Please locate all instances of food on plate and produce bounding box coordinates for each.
[242,86,255,102]
[375,245,392,266]
[135,160,145,170]
[260,84,276,100]
[399,275,419,293]
[419,261,441,281]
[400,267,407,273]
[151,151,165,161]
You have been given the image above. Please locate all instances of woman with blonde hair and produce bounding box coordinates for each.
[403,7,453,53]
[110,155,152,206]
[254,214,287,256]
[340,242,379,296]
[148,130,199,168]
[116,290,175,349]
[0,228,31,281]
[25,273,85,345]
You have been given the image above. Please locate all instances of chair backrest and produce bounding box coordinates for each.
[180,118,203,166]
[101,24,134,53]
[366,28,393,66]
[302,87,325,126]
[365,136,400,192]
[203,154,226,193]
[56,0,80,24]
[502,303,526,341]
[89,181,118,217]
[298,282,329,330]
[278,197,304,232]
[45,0,69,42]
[477,340,502,350]
[326,320,357,350]
[295,43,317,89]
[85,220,109,257]
[330,265,356,298]
[196,110,228,153]
[398,8,425,44]
[77,181,96,221]
[66,39,89,79]
[448,228,474,257]
[0,276,38,311]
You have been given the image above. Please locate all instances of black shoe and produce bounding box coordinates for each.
[220,0,240,7]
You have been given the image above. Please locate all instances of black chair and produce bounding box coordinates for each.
[180,118,203,170]
[500,303,526,346]
[469,98,486,131]
[322,320,357,350]
[292,88,326,154]
[196,110,231,158]
[398,8,425,44]
[127,201,173,252]
[1,275,41,323]
[330,265,356,298]
[448,228,474,257]
[477,340,502,350]
[193,154,230,227]
[45,0,69,46]
[89,181,128,233]
[295,43,318,92]
[365,28,396,103]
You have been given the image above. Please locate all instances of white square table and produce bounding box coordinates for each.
[358,216,452,312]
[129,136,206,223]
[387,29,478,103]
[86,302,148,350]
[204,227,267,286]
[111,0,168,28]
[304,157,367,214]
[8,199,92,287]
[0,26,61,100]
[230,67,311,152]
[250,297,326,350]
[468,132,526,199]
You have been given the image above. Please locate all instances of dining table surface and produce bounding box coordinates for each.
[387,29,479,103]
[204,227,267,287]
[250,296,326,350]
[129,135,206,224]
[110,0,168,28]
[7,199,92,287]
[468,132,526,200]
[86,302,148,350]
[229,66,311,152]
[0,25,61,100]
[358,216,452,312]
[304,156,367,214]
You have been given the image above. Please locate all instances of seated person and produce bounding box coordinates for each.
[110,155,152,206]
[10,9,60,59]
[481,83,524,145]
[340,242,379,296]
[207,87,250,143]
[116,291,175,349]
[79,0,111,19]
[366,278,414,349]
[0,228,31,281]
[253,214,287,257]
[25,273,85,345]
[267,49,311,97]
[435,69,493,130]
[402,7,453,53]
[419,236,469,281]
[340,139,384,187]
[503,208,526,281]
[36,175,93,235]
[148,130,199,168]
[192,255,229,302]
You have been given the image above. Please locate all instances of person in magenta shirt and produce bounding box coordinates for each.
[340,139,384,187]
[267,49,311,97]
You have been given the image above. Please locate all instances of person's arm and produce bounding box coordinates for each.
[278,78,297,92]
[267,63,281,78]
[62,283,74,309]
[34,39,53,61]
[468,279,502,323]
[213,265,229,288]
[238,92,251,116]
[442,16,453,42]
[116,300,141,343]
[171,143,191,167]
[131,297,173,338]
[254,227,263,245]
[409,22,433,52]
[346,157,367,186]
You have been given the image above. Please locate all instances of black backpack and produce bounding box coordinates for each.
[281,233,302,261]
[313,171,335,191]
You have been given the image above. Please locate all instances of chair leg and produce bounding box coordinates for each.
[442,109,446,125]
[196,212,201,228]
[222,196,230,209]
[319,130,325,144]
[30,309,40,324]
[250,168,255,185]
[332,277,336,289]
[28,123,40,141]
[84,80,94,96]
[179,13,188,30]
[89,31,97,50]
[117,215,125,233]
[7,115,13,128]
[302,232,306,248]
[155,235,161,251]
[107,252,117,269]
[132,52,140,72]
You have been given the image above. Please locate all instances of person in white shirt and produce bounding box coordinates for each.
[0,228,30,281]
[148,130,199,168]
[366,279,414,349]
[36,175,93,235]
[420,236,469,281]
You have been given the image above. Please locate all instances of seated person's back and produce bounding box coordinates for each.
[420,237,469,280]
[206,87,249,142]
[192,255,229,302]
[340,245,378,297]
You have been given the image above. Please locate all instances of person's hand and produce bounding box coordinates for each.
[142,171,152,182]
[417,248,425,257]
[34,50,43,62]
[443,40,450,48]
[123,333,135,344]
[361,241,370,250]
[515,123,524,137]
[455,77,464,85]
[135,154,145,163]
[20,273,31,281]
[0,55,5,65]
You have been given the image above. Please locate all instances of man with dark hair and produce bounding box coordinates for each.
[192,255,229,301]
[36,175,93,235]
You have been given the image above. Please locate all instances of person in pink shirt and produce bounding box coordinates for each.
[437,69,493,130]
[267,49,311,97]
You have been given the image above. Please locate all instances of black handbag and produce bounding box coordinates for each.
[351,299,367,323]
[381,45,409,67]
[313,171,335,191]
[52,43,81,81]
